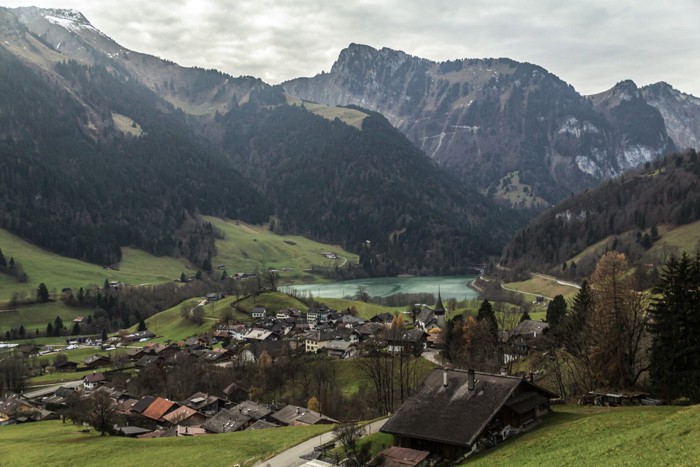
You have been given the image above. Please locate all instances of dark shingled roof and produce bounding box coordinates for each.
[510,320,549,338]
[230,400,272,420]
[131,395,156,414]
[203,409,251,433]
[381,369,557,447]
[270,405,338,426]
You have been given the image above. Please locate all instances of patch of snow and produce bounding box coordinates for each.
[618,90,633,101]
[558,117,581,137]
[583,122,600,134]
[451,125,479,131]
[558,117,600,137]
[575,155,600,177]
[618,144,655,169]
[555,209,588,224]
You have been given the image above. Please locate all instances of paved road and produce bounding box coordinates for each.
[255,418,388,467]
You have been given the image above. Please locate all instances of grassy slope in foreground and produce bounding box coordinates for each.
[462,404,700,466]
[0,420,331,467]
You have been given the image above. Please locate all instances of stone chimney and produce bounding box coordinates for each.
[468,369,475,391]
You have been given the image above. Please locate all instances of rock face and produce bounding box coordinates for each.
[641,82,700,151]
[284,44,679,207]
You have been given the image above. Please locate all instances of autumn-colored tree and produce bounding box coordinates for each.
[452,316,500,372]
[589,252,649,389]
[307,395,320,412]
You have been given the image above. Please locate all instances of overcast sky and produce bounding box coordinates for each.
[4,0,700,96]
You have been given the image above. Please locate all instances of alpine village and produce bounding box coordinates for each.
[1,6,700,467]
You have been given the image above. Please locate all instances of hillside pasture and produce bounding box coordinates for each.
[286,95,368,129]
[0,419,331,467]
[0,227,189,302]
[462,404,700,466]
[204,216,359,281]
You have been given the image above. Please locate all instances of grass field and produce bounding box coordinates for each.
[0,216,358,303]
[504,275,579,301]
[334,357,438,397]
[205,217,358,280]
[233,291,310,314]
[0,227,190,302]
[0,301,86,335]
[567,220,700,274]
[461,404,700,466]
[312,297,402,320]
[286,95,368,129]
[0,419,331,467]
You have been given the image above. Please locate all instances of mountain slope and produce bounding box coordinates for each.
[0,7,519,272]
[501,149,700,278]
[641,81,700,151]
[283,44,679,208]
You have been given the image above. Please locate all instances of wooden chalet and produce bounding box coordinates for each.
[381,368,558,460]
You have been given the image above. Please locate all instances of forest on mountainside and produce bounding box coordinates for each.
[501,149,700,278]
[0,53,269,266]
[221,99,523,275]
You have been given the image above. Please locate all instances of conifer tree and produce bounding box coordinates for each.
[476,299,498,338]
[649,253,700,401]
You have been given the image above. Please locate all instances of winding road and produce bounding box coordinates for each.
[254,418,387,467]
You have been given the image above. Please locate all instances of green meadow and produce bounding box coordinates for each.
[462,404,700,466]
[0,420,331,467]
[204,216,358,281]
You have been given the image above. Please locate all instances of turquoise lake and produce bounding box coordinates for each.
[280,275,479,301]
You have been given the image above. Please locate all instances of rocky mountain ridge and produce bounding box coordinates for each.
[0,7,517,273]
[284,44,697,208]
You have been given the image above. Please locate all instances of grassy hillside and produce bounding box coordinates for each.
[286,95,368,129]
[462,404,700,466]
[564,220,700,278]
[0,217,359,304]
[0,419,331,467]
[205,216,358,282]
[0,227,189,302]
[503,274,579,301]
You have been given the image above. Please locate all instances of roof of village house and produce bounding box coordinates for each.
[381,369,558,447]
[246,419,278,430]
[83,354,110,365]
[181,392,222,410]
[357,322,385,336]
[248,340,291,359]
[270,405,338,426]
[378,446,430,466]
[203,409,251,433]
[323,340,355,352]
[83,372,106,384]
[385,328,426,344]
[510,320,549,339]
[135,354,164,368]
[370,312,395,323]
[117,426,153,436]
[131,395,156,414]
[142,397,178,421]
[243,328,275,341]
[162,405,199,424]
[223,382,248,397]
[230,400,272,420]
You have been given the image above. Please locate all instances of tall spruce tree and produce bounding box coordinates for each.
[546,294,567,329]
[476,299,498,337]
[649,253,700,401]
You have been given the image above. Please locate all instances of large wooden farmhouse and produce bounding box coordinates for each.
[381,368,558,460]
